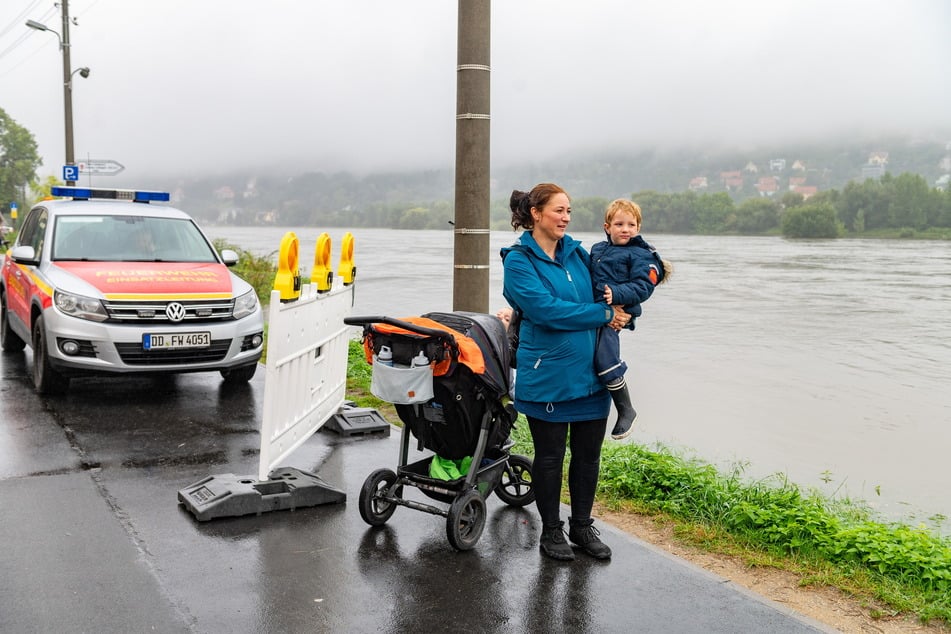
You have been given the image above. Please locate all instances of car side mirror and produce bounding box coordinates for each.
[10,245,38,265]
[220,248,239,266]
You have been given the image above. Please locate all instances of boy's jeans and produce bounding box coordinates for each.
[595,325,627,385]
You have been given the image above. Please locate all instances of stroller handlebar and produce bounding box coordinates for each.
[343,315,456,343]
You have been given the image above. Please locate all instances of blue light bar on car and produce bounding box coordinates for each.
[50,186,171,203]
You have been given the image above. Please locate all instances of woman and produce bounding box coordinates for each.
[501,183,629,561]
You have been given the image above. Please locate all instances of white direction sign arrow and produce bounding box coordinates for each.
[78,159,125,175]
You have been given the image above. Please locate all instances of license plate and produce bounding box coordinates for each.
[143,332,211,350]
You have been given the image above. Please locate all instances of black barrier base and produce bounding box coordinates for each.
[177,467,346,521]
[325,405,391,437]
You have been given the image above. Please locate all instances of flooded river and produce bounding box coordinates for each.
[207,226,951,531]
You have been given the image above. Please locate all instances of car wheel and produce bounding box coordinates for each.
[32,314,69,395]
[1,289,27,352]
[220,362,257,383]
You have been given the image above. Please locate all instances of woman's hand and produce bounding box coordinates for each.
[609,305,631,331]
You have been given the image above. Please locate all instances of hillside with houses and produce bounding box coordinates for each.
[163,136,951,231]
[684,150,945,201]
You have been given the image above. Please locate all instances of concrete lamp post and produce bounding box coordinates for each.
[26,2,88,186]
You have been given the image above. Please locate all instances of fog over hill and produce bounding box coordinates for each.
[149,135,950,230]
[1,1,948,187]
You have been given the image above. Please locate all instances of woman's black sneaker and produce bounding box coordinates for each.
[568,521,612,559]
[539,522,575,561]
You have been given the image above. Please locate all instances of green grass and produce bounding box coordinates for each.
[341,338,950,626]
[345,338,396,418]
[595,442,950,624]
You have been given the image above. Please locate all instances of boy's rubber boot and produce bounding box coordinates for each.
[609,384,637,440]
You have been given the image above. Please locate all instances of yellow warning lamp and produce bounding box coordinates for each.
[337,232,356,285]
[310,233,333,292]
[274,231,301,302]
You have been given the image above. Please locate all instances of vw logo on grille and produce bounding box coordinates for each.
[165,302,187,322]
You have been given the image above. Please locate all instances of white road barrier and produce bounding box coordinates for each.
[258,281,353,482]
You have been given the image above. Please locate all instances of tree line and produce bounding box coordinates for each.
[612,172,951,238]
[320,172,951,239]
[0,108,42,217]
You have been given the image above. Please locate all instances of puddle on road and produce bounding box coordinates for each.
[122,450,227,468]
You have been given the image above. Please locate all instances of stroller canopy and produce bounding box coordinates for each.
[421,311,511,400]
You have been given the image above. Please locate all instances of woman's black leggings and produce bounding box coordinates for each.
[527,416,608,528]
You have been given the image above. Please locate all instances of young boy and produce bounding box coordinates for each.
[590,199,670,440]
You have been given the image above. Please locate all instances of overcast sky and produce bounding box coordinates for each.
[1,0,949,185]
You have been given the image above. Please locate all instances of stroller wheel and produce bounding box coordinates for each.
[359,468,401,526]
[494,454,535,508]
[446,489,487,551]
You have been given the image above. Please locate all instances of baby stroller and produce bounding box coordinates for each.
[343,311,534,551]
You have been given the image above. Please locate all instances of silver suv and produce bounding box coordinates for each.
[1,187,264,394]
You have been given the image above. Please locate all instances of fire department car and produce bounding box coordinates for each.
[0,186,264,394]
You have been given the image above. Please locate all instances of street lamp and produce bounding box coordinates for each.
[25,19,49,33]
[25,0,87,186]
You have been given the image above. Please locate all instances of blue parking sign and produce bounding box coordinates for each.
[63,165,79,181]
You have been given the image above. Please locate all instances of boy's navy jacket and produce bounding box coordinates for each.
[590,235,664,329]
[501,231,612,405]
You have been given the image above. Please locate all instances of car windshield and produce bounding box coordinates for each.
[51,215,219,263]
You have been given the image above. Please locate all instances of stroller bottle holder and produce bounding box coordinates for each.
[370,360,434,404]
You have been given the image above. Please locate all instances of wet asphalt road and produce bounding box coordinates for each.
[0,348,833,633]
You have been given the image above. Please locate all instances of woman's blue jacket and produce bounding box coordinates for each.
[501,231,612,407]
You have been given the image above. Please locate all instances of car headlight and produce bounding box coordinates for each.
[54,290,109,322]
[232,289,259,320]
